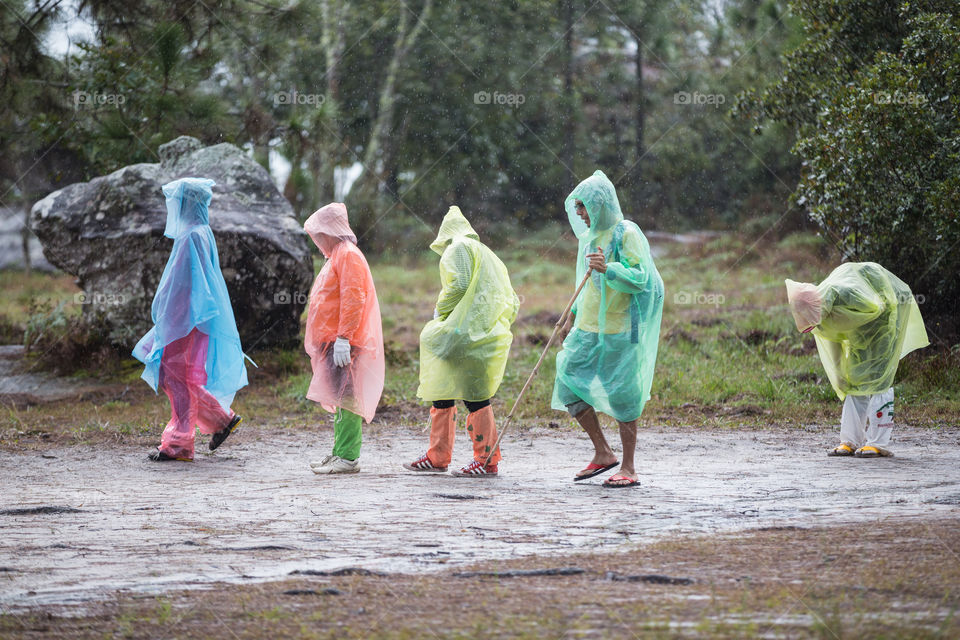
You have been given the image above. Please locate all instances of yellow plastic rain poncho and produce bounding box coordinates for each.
[786,262,929,400]
[552,170,664,422]
[417,207,520,402]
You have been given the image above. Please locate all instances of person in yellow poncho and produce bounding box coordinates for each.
[404,206,519,477]
[786,262,929,458]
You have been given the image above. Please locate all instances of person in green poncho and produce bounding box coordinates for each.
[785,262,929,458]
[553,170,664,488]
[404,206,520,477]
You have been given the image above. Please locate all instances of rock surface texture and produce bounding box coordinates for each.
[30,136,312,348]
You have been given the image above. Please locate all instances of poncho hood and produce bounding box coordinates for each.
[564,170,624,238]
[430,206,479,255]
[162,177,216,239]
[304,202,357,257]
[784,279,822,332]
[133,176,248,410]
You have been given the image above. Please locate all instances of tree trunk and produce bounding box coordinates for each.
[350,0,434,242]
[561,0,575,165]
[21,203,31,276]
[634,31,645,182]
[315,0,349,204]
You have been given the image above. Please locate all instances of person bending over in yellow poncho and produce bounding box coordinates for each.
[554,170,664,488]
[404,206,519,477]
[785,262,929,458]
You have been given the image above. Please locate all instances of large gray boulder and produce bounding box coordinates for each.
[30,136,313,349]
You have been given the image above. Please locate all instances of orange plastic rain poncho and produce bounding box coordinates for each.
[303,203,384,423]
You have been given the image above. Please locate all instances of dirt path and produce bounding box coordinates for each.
[2,424,959,612]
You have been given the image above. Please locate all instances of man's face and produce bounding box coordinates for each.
[575,200,590,226]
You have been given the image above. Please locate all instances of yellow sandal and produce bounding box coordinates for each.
[855,445,893,458]
[827,442,855,457]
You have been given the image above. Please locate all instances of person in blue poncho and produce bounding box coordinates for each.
[553,170,664,488]
[133,178,248,462]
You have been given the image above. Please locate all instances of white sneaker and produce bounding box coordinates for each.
[311,455,360,474]
[309,455,335,469]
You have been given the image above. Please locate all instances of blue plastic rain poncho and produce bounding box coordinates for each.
[552,170,664,422]
[132,178,249,410]
[417,206,520,402]
[786,262,929,401]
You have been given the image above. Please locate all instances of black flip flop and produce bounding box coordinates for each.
[210,414,242,451]
[148,448,192,462]
[574,461,619,482]
[602,475,640,489]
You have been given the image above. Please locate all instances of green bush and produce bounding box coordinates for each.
[23,300,124,375]
[738,1,960,330]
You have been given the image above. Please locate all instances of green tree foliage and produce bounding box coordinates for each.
[737,1,960,327]
[3,0,806,247]
[0,0,74,199]
[61,1,237,171]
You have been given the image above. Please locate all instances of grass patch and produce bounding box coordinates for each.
[1,231,958,449]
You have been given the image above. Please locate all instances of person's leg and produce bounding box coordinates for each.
[572,405,617,470]
[426,400,456,467]
[158,377,195,459]
[601,419,639,486]
[838,394,869,449]
[403,400,457,470]
[464,400,499,467]
[311,407,361,474]
[557,376,617,476]
[863,387,894,453]
[157,335,198,460]
[194,388,231,434]
[332,408,363,461]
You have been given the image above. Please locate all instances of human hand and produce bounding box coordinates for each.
[586,248,606,274]
[333,336,352,367]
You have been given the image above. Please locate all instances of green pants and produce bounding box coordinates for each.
[332,408,362,461]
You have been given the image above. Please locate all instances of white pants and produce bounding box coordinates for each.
[839,388,894,449]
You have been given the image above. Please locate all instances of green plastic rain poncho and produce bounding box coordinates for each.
[552,170,664,422]
[417,207,520,403]
[786,262,929,401]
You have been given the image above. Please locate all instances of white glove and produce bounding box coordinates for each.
[433,308,440,319]
[333,337,352,367]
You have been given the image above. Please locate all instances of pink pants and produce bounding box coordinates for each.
[158,329,232,459]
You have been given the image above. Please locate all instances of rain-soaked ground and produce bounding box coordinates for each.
[2,424,959,612]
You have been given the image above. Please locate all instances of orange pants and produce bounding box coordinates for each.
[427,404,501,467]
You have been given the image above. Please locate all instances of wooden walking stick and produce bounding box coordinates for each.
[482,266,594,466]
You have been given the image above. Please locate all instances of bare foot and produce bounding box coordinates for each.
[610,466,638,482]
[602,472,638,487]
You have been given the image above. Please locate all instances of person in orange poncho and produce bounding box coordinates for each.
[303,203,384,474]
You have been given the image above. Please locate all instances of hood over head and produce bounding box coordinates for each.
[304,202,357,257]
[785,279,822,333]
[161,177,216,239]
[430,206,479,255]
[564,170,624,238]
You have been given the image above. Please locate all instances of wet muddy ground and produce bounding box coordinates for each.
[2,424,959,613]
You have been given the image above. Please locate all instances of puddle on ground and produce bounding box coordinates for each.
[1,425,958,611]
